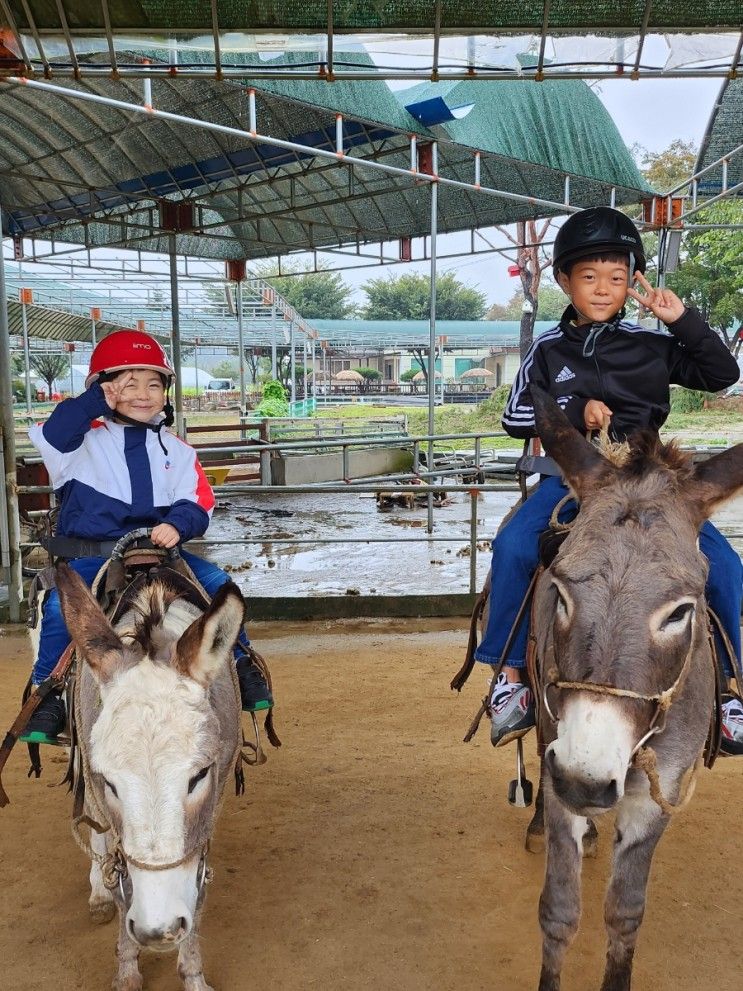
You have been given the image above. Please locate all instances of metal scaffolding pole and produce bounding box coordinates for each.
[271,300,277,379]
[236,281,246,409]
[168,234,185,438]
[427,143,438,534]
[289,320,296,404]
[20,298,33,415]
[0,204,24,621]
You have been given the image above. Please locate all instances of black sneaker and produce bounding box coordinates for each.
[19,691,67,744]
[236,656,273,712]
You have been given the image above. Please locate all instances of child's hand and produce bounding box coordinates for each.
[584,399,613,432]
[626,273,686,325]
[100,371,133,410]
[151,523,180,548]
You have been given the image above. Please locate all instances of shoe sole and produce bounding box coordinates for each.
[242,700,273,712]
[18,731,68,746]
[491,724,534,749]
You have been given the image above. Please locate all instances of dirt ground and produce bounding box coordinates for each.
[0,618,741,991]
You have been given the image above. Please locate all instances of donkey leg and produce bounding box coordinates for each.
[599,791,667,991]
[89,827,116,925]
[177,911,213,991]
[526,768,545,854]
[538,787,587,991]
[112,909,142,991]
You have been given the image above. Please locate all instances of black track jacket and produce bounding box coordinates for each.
[502,306,739,441]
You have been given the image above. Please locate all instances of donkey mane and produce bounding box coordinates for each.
[115,578,204,658]
[622,429,694,480]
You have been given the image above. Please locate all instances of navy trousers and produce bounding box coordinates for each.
[33,549,248,684]
[474,476,743,677]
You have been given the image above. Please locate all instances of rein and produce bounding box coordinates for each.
[69,554,246,898]
[541,634,701,816]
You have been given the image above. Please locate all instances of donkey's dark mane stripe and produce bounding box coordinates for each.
[625,430,694,479]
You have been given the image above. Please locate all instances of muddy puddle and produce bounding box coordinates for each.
[199,485,743,598]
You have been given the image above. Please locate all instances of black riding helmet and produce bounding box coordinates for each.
[552,207,646,280]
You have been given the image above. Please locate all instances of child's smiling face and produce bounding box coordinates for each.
[113,369,166,423]
[558,258,630,325]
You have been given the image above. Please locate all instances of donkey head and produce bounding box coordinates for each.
[531,387,743,814]
[56,563,245,948]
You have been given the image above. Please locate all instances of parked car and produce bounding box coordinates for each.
[206,378,236,391]
[724,383,743,397]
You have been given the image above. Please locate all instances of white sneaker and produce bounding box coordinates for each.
[489,671,535,748]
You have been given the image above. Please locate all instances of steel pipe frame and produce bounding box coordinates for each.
[0,202,24,620]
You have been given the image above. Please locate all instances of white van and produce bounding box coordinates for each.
[206,378,236,391]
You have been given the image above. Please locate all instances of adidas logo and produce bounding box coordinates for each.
[555,365,576,383]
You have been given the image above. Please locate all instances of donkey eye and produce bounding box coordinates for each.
[103,778,118,798]
[188,765,212,795]
[662,603,694,628]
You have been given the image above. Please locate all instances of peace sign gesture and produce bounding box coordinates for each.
[626,272,686,326]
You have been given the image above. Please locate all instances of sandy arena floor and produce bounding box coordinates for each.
[0,618,740,991]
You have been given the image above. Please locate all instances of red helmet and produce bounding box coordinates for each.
[86,330,175,388]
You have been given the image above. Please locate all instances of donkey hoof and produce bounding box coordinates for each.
[582,820,599,859]
[90,898,116,925]
[525,828,545,855]
[112,977,143,991]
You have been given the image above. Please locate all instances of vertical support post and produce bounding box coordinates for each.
[271,300,278,379]
[236,282,246,409]
[21,300,32,415]
[91,315,97,347]
[322,344,328,405]
[303,339,308,407]
[289,320,296,405]
[427,142,439,533]
[168,233,185,438]
[0,204,24,621]
[469,489,478,594]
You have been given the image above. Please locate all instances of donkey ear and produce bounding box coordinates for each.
[531,386,615,501]
[175,581,245,687]
[55,562,127,684]
[689,443,743,523]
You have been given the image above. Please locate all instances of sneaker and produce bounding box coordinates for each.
[720,695,743,756]
[236,656,274,712]
[489,672,535,748]
[19,691,67,744]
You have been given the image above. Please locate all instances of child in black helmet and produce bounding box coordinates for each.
[475,207,743,754]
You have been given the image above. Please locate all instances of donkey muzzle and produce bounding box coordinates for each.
[546,746,620,813]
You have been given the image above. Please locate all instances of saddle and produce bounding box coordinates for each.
[0,528,279,807]
[451,495,733,773]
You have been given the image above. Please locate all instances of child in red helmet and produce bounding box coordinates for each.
[474,207,743,755]
[22,330,272,743]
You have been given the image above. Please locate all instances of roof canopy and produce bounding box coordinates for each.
[696,77,743,196]
[4,2,742,34]
[0,53,649,264]
[1,4,740,82]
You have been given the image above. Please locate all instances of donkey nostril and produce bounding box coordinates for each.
[128,917,136,939]
[178,916,188,936]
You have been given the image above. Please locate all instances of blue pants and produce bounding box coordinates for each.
[33,550,249,684]
[474,476,743,677]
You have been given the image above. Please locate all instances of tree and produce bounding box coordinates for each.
[486,281,566,322]
[269,268,355,320]
[210,359,239,379]
[666,200,743,346]
[352,367,382,393]
[496,219,554,359]
[359,271,487,322]
[30,354,68,397]
[632,139,697,192]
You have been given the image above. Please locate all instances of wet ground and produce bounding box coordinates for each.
[200,483,743,599]
[201,486,519,597]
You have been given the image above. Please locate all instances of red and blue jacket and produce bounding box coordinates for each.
[29,382,215,542]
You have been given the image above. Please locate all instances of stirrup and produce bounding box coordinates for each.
[239,712,268,767]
